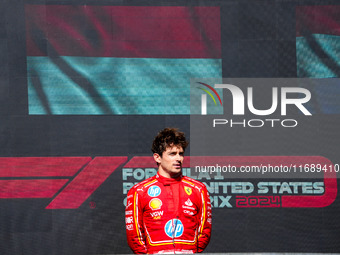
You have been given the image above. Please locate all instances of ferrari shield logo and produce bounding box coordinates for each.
[184,186,192,196]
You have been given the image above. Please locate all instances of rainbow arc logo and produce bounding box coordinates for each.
[196,82,223,115]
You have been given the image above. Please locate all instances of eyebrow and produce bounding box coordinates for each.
[168,150,184,154]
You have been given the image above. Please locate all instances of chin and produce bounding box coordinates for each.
[171,169,182,174]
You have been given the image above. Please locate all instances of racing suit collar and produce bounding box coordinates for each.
[156,173,182,185]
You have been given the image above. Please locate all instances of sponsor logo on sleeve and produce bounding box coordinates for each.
[125,216,133,224]
[126,201,133,209]
[126,210,133,216]
[126,224,134,231]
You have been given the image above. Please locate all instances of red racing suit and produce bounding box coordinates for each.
[125,173,212,254]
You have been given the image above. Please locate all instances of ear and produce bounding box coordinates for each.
[153,153,162,164]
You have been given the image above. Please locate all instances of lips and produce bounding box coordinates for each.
[173,163,182,169]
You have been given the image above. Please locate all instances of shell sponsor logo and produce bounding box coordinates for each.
[149,198,162,210]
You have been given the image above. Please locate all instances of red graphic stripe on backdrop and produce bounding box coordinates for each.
[46,157,127,209]
[296,6,340,37]
[25,5,221,58]
[0,179,68,198]
[0,157,92,177]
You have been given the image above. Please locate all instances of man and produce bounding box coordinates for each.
[125,128,212,254]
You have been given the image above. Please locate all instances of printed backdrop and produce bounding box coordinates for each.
[1,0,340,254]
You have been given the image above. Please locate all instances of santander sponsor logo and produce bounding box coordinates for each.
[185,198,193,206]
[183,198,196,210]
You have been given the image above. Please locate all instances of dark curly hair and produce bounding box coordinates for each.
[151,128,188,156]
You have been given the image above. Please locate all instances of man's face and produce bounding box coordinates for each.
[154,145,184,178]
